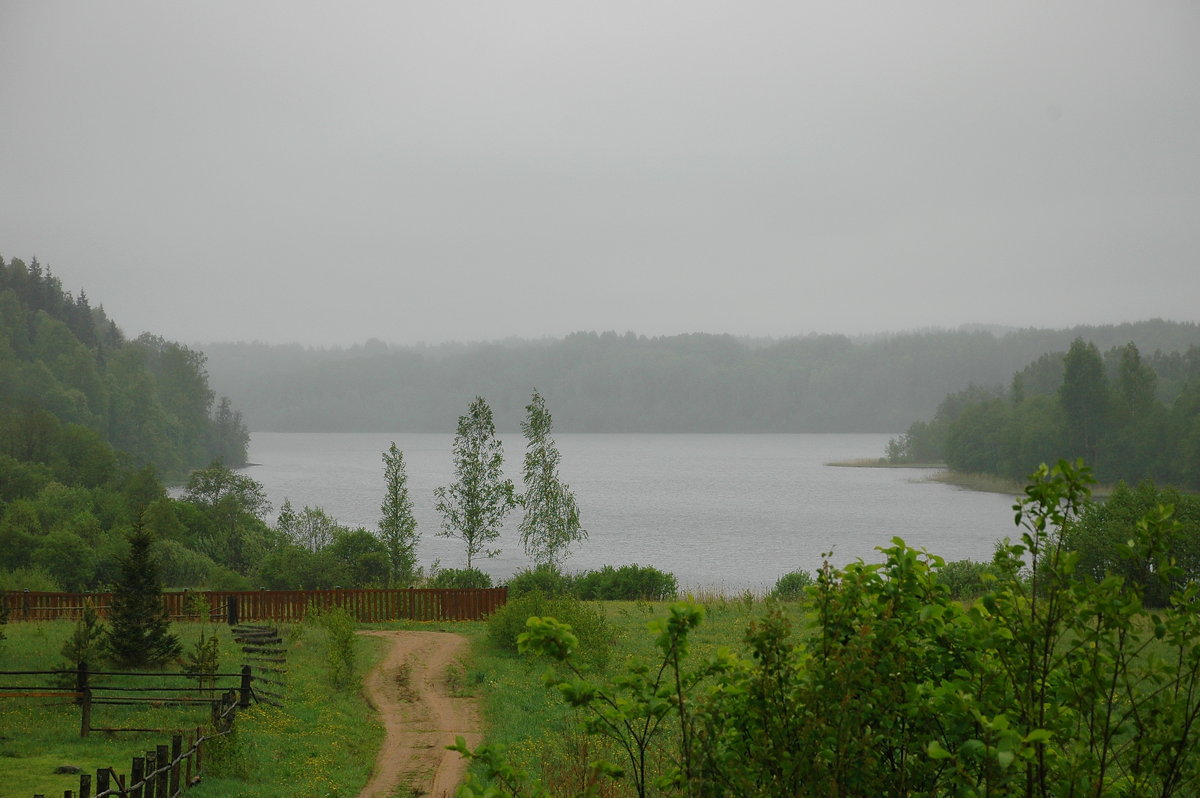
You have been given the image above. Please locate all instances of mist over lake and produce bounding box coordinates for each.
[241,432,1017,593]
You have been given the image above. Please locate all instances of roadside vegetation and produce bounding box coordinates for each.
[460,462,1200,797]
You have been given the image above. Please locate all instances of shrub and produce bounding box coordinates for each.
[935,558,997,599]
[507,564,575,597]
[0,566,62,592]
[769,569,814,600]
[488,591,612,671]
[429,567,494,589]
[573,564,677,601]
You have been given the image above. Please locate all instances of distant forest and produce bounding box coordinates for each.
[0,255,248,479]
[202,320,1200,433]
[889,337,1200,490]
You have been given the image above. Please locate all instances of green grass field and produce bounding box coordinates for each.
[0,616,392,798]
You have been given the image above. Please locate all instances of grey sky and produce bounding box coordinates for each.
[2,2,1197,346]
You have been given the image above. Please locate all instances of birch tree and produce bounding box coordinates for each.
[379,442,419,586]
[519,389,586,569]
[434,397,515,569]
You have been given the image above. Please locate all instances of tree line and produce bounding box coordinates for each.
[887,337,1200,489]
[201,320,1200,433]
[0,254,249,479]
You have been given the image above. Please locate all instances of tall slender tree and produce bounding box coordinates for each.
[434,397,515,569]
[519,390,586,569]
[379,442,419,586]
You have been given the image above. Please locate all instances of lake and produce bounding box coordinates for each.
[240,432,1019,594]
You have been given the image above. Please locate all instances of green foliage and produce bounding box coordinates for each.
[60,599,106,669]
[572,564,677,601]
[1063,479,1200,607]
[306,604,357,688]
[183,461,273,574]
[463,461,1200,797]
[894,337,1200,489]
[183,593,222,693]
[434,396,516,569]
[934,557,1000,600]
[487,591,612,672]
[379,442,420,586]
[519,390,586,569]
[767,568,813,600]
[105,521,182,668]
[0,566,62,592]
[428,566,494,589]
[507,564,576,598]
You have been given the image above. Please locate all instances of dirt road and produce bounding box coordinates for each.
[356,630,482,798]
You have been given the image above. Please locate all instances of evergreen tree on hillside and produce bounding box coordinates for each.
[106,520,181,668]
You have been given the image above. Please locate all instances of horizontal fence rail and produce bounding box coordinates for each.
[2,587,507,623]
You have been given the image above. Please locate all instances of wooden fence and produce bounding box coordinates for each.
[2,587,507,623]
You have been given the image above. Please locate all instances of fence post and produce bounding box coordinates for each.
[79,772,91,798]
[96,768,110,795]
[144,750,157,798]
[226,594,238,626]
[239,665,252,708]
[131,756,145,798]
[77,662,91,738]
[155,744,169,796]
[170,734,182,796]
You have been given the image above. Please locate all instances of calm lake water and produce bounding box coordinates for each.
[240,433,1019,594]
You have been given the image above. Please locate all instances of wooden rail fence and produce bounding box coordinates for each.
[2,587,507,623]
[5,667,262,797]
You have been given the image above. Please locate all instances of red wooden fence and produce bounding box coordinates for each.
[1,587,507,623]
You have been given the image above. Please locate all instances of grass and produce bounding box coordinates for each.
[0,615,392,798]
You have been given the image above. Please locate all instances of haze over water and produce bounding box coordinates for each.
[242,432,1017,593]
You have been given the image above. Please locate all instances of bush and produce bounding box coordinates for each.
[429,567,493,589]
[488,591,612,671]
[0,566,62,592]
[769,569,814,600]
[507,564,575,597]
[573,564,677,601]
[935,558,998,600]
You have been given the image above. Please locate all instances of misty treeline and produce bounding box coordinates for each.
[0,253,256,595]
[0,254,248,478]
[889,337,1200,489]
[202,320,1200,433]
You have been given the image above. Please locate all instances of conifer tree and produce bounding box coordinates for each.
[106,520,182,668]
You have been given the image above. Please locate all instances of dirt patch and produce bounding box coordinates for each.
[356,630,482,798]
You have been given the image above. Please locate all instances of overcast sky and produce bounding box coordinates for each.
[1,2,1197,346]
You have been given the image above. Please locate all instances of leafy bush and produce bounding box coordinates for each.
[572,564,677,601]
[429,567,494,589]
[768,569,813,600]
[934,558,998,599]
[507,564,575,597]
[0,566,62,592]
[488,591,612,671]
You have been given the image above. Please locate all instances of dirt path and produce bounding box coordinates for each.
[356,630,482,798]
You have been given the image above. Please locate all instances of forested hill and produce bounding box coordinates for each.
[201,320,1200,433]
[0,254,248,479]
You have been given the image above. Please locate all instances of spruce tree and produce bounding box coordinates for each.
[106,520,182,668]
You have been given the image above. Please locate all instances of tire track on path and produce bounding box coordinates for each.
[356,630,481,798]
